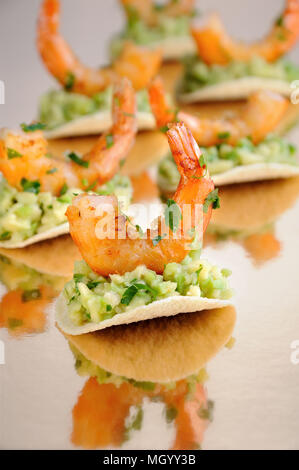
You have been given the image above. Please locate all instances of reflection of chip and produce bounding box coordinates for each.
[62,306,236,383]
[211,176,299,231]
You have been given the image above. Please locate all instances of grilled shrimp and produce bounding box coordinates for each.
[121,0,195,27]
[66,123,215,276]
[149,77,288,145]
[191,0,299,65]
[0,79,136,196]
[37,0,162,95]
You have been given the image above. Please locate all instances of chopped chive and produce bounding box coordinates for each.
[59,183,68,196]
[105,134,114,148]
[65,71,76,91]
[160,125,169,134]
[203,189,220,213]
[164,199,182,233]
[217,132,231,140]
[8,318,23,329]
[0,231,11,241]
[22,289,41,302]
[106,304,112,312]
[152,234,166,246]
[46,167,58,174]
[67,151,89,168]
[165,406,178,424]
[7,148,22,159]
[20,178,41,194]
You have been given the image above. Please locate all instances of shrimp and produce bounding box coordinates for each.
[37,0,162,94]
[121,0,195,27]
[149,77,289,145]
[66,123,215,276]
[191,0,299,65]
[0,78,136,197]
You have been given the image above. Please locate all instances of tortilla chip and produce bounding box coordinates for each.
[62,305,236,382]
[213,163,299,186]
[48,131,169,178]
[178,77,292,103]
[56,292,231,335]
[44,111,155,140]
[0,235,81,278]
[211,176,299,231]
[0,223,69,249]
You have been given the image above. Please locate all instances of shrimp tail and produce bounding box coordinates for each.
[167,123,215,234]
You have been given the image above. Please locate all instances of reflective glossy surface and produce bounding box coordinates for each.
[1,0,299,451]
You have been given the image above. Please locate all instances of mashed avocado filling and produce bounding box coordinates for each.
[70,342,208,393]
[39,87,152,130]
[63,249,232,326]
[179,55,299,94]
[158,135,298,192]
[0,175,132,244]
[110,15,192,59]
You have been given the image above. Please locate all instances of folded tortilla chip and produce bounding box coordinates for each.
[178,77,292,103]
[56,292,231,335]
[62,305,236,383]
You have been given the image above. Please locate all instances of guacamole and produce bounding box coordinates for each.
[70,343,208,393]
[0,174,132,244]
[110,15,192,59]
[39,87,152,130]
[158,135,298,193]
[63,249,232,326]
[179,55,299,94]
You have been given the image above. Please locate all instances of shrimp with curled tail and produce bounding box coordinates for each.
[0,78,136,197]
[37,0,162,95]
[121,0,195,27]
[149,77,289,145]
[66,123,215,276]
[191,0,299,65]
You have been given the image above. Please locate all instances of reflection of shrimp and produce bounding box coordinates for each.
[0,286,56,337]
[0,79,136,197]
[121,0,195,27]
[192,0,299,65]
[37,0,161,94]
[149,77,288,145]
[243,232,281,264]
[66,123,215,276]
[72,377,208,450]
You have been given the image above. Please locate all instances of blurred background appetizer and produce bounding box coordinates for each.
[36,0,161,138]
[110,0,198,62]
[0,79,137,247]
[178,0,299,102]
